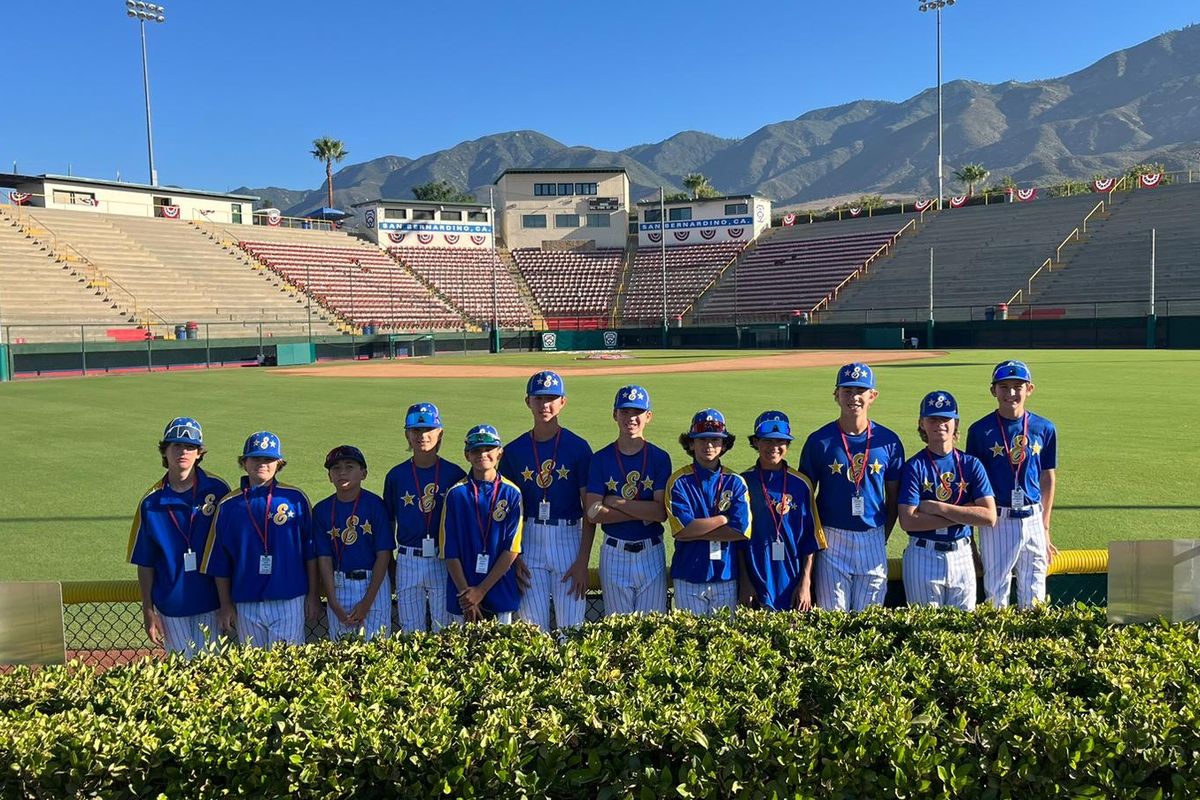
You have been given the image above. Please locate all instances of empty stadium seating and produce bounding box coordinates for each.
[621,242,743,325]
[238,240,462,330]
[389,247,532,327]
[512,248,622,328]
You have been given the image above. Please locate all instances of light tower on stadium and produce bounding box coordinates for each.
[918,0,954,211]
[124,1,166,186]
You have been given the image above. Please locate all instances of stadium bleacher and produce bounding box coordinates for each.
[512,247,622,328]
[621,241,744,325]
[388,247,532,328]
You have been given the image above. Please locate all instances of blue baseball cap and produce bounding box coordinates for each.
[405,402,443,429]
[753,410,794,441]
[527,370,565,397]
[614,384,651,411]
[324,444,367,469]
[920,391,959,419]
[465,424,502,449]
[836,362,875,389]
[992,360,1032,384]
[161,417,203,446]
[687,408,731,439]
[242,431,284,459]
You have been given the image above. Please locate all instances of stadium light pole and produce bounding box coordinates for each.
[918,0,954,211]
[490,188,500,354]
[124,1,166,186]
[660,187,667,347]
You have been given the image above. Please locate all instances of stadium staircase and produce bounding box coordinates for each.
[1017,182,1200,317]
[609,235,638,327]
[497,246,545,329]
[826,195,1107,322]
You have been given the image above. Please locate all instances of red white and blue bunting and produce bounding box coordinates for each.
[948,195,970,208]
[1015,187,1037,202]
[848,207,862,217]
[1091,178,1114,193]
[8,191,31,205]
[387,232,405,244]
[699,229,716,239]
[673,231,690,242]
[782,213,796,226]
[161,205,180,219]
[727,227,744,238]
[266,210,282,227]
[470,234,487,246]
[1138,173,1163,189]
[647,231,662,243]
[417,233,434,244]
[913,198,936,212]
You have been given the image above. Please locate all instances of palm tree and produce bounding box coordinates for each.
[311,137,349,209]
[682,173,718,199]
[953,163,989,196]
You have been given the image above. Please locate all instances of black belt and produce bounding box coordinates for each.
[913,537,968,552]
[337,569,370,580]
[605,535,662,553]
[397,544,434,557]
[1001,506,1036,519]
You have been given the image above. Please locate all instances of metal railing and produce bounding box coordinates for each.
[810,217,919,314]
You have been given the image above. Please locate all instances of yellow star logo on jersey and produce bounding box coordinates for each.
[605,477,619,492]
[327,527,340,540]
[868,459,884,475]
[829,460,844,475]
[990,443,1005,458]
[556,465,570,480]
[362,521,372,535]
[641,476,655,490]
[401,492,415,506]
[521,467,535,482]
[1031,442,1042,455]
[956,479,969,493]
[922,478,934,492]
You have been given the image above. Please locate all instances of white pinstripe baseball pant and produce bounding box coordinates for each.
[902,538,976,611]
[517,520,585,631]
[672,579,737,616]
[235,597,305,647]
[326,575,392,642]
[449,611,514,625]
[599,537,668,616]
[814,526,888,611]
[978,505,1047,608]
[395,550,450,633]
[160,610,218,659]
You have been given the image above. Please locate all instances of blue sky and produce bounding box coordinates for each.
[5,1,1197,192]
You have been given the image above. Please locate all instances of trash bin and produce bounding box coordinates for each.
[186,321,199,340]
[174,324,187,340]
[996,303,1009,321]
[363,324,376,336]
[984,307,995,322]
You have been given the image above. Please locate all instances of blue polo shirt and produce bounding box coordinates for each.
[313,489,395,572]
[965,411,1057,507]
[898,448,994,542]
[799,420,904,530]
[440,475,524,614]
[383,457,467,549]
[201,478,314,603]
[586,440,673,541]
[127,467,229,618]
[666,461,752,583]
[736,464,825,611]
[499,427,592,521]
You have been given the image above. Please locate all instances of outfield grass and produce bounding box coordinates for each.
[2,348,1197,583]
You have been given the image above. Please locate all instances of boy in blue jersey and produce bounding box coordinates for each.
[442,425,524,624]
[128,417,229,659]
[965,360,1058,607]
[314,445,395,641]
[799,362,904,611]
[500,371,594,631]
[384,403,467,633]
[665,408,752,616]
[201,432,321,647]
[585,385,672,616]
[737,412,825,612]
[898,392,996,611]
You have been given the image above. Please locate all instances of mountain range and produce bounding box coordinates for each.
[234,25,1200,215]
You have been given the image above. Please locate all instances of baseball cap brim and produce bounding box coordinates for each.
[922,411,959,419]
[405,413,442,429]
[837,379,875,389]
[754,431,794,441]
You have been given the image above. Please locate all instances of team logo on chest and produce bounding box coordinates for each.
[535,459,556,489]
[934,472,955,502]
[201,493,217,516]
[847,453,867,483]
[419,482,438,513]
[1009,435,1028,466]
[717,489,733,512]
[775,493,794,515]
[492,499,510,522]
[272,502,295,525]
[621,471,641,500]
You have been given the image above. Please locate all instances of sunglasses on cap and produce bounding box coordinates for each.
[691,418,727,435]
[164,425,201,441]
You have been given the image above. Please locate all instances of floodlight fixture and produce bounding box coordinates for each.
[122,1,167,184]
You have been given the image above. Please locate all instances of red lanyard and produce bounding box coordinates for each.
[757,465,789,542]
[328,491,362,568]
[470,476,502,548]
[613,441,649,495]
[529,429,562,500]
[164,474,199,551]
[838,423,872,496]
[692,464,728,515]
[995,412,1029,486]
[924,448,966,505]
[411,458,441,534]
[242,481,275,555]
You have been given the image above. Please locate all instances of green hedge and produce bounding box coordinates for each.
[2,606,1198,798]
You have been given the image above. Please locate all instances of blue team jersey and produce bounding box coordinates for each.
[965,411,1057,506]
[127,467,229,618]
[799,420,904,531]
[586,440,673,541]
[201,477,314,603]
[312,489,395,572]
[736,464,826,611]
[898,448,994,542]
[383,457,468,548]
[440,475,524,614]
[666,461,752,583]
[499,427,592,521]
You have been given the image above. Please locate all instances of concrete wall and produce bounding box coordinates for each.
[359,201,495,248]
[496,172,629,250]
[637,196,772,248]
[22,179,253,225]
